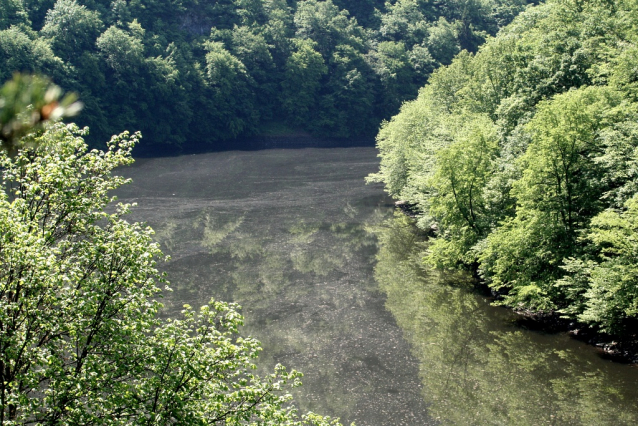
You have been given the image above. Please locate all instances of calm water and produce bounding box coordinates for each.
[116,147,638,426]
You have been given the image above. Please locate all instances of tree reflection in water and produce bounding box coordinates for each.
[116,148,638,425]
[136,166,429,425]
[373,213,638,426]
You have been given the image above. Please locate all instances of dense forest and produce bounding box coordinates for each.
[371,0,638,337]
[0,0,532,152]
[1,0,563,423]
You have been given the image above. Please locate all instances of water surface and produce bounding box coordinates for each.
[116,147,638,425]
[375,214,638,425]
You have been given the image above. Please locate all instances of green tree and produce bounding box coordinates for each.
[518,88,623,234]
[40,0,103,62]
[369,41,417,114]
[310,43,375,136]
[379,0,429,48]
[0,120,341,425]
[293,0,362,58]
[0,26,65,83]
[370,0,638,331]
[426,17,459,65]
[367,84,453,207]
[228,25,277,121]
[427,113,499,268]
[479,87,625,310]
[9,0,533,151]
[204,40,259,139]
[96,24,144,75]
[332,0,385,27]
[0,0,30,30]
[280,39,327,126]
[559,195,638,334]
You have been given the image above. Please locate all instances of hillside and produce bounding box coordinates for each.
[371,0,638,337]
[1,0,531,151]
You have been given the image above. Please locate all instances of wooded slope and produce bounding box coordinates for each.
[371,0,638,335]
[0,0,531,151]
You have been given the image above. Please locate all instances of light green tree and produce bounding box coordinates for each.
[479,87,625,310]
[0,83,341,424]
[559,195,638,334]
[427,113,499,268]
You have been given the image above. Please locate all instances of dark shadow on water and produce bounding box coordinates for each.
[133,135,376,158]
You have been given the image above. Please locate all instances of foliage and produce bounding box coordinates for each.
[427,113,499,268]
[281,39,326,126]
[0,123,341,425]
[0,72,81,154]
[372,0,638,333]
[40,0,103,62]
[96,24,144,74]
[558,195,638,334]
[0,0,532,151]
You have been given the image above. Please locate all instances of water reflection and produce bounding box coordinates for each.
[373,213,638,425]
[116,148,638,426]
[116,148,432,425]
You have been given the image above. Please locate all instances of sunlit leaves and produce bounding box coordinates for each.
[0,73,81,154]
[0,125,342,425]
[280,39,327,125]
[427,114,499,268]
[97,25,144,74]
[41,0,103,61]
[371,0,638,330]
[559,196,638,333]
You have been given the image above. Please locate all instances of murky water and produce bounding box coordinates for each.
[116,147,638,426]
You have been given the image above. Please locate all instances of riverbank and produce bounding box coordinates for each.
[133,131,375,158]
[394,204,638,364]
[511,310,638,364]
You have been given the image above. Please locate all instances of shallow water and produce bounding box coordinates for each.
[116,147,638,426]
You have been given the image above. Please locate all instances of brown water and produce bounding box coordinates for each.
[115,147,638,426]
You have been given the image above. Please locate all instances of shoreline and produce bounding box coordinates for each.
[132,133,376,158]
[395,202,638,364]
[510,309,638,364]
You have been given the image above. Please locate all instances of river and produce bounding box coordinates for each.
[116,147,638,426]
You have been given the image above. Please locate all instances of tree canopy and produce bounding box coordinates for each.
[0,77,342,425]
[371,0,638,335]
[0,0,532,152]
